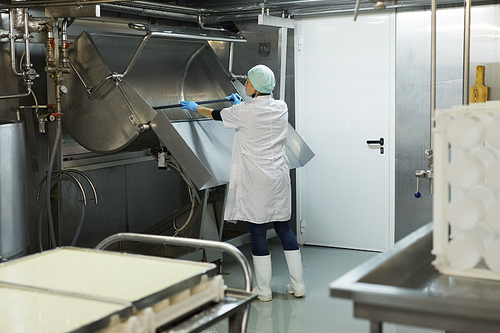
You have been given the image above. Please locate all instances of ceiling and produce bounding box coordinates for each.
[99,0,497,24]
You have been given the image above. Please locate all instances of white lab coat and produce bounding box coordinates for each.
[220,95,291,224]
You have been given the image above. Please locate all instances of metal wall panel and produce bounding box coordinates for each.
[60,166,128,248]
[394,6,498,240]
[125,161,185,233]
[59,160,187,248]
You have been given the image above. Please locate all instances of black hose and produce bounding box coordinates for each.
[38,174,86,251]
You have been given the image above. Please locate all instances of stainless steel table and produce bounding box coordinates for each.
[330,222,500,333]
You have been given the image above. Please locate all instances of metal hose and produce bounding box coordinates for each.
[45,122,62,248]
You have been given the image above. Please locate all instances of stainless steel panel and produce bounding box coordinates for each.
[395,8,463,241]
[150,112,212,189]
[0,121,29,260]
[89,32,236,122]
[65,30,312,190]
[171,120,233,190]
[45,4,100,18]
[286,123,315,168]
[395,10,433,242]
[171,120,314,190]
[65,31,157,154]
[125,161,185,233]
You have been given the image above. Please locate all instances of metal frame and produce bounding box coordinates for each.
[95,233,254,333]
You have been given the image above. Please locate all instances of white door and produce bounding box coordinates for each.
[295,13,395,251]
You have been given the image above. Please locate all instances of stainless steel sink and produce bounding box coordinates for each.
[330,222,500,333]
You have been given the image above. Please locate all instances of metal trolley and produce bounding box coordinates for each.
[95,233,256,333]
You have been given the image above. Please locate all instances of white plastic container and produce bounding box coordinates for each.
[433,102,500,281]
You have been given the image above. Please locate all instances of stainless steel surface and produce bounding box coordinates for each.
[101,3,199,23]
[161,288,257,333]
[9,9,22,79]
[170,120,313,189]
[64,29,312,189]
[170,120,233,190]
[278,27,288,100]
[59,160,187,248]
[330,222,500,332]
[96,233,253,333]
[0,121,29,260]
[64,29,234,149]
[150,113,212,189]
[286,122,315,168]
[258,14,295,29]
[132,23,247,43]
[44,4,100,19]
[395,8,465,241]
[64,31,157,153]
[431,0,436,124]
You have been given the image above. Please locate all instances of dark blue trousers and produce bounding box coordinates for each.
[248,221,299,256]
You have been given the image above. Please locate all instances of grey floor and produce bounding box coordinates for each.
[202,237,443,333]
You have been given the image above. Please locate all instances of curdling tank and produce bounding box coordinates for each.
[63,26,314,190]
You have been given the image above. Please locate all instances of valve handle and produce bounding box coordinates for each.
[415,175,421,198]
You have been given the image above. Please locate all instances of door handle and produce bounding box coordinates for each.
[366,138,384,146]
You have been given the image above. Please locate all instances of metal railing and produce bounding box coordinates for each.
[95,233,253,333]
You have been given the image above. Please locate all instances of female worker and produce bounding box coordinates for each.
[180,64,305,302]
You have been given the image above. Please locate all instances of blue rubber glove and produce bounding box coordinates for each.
[226,93,242,105]
[180,100,199,113]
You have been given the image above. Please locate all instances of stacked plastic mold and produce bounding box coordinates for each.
[433,101,500,281]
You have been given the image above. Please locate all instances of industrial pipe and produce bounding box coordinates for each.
[9,9,23,78]
[122,32,152,78]
[463,0,471,105]
[0,8,37,100]
[22,9,32,74]
[431,0,436,123]
[278,25,287,100]
[228,42,247,81]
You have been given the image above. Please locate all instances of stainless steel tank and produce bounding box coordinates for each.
[0,120,29,260]
[63,30,314,190]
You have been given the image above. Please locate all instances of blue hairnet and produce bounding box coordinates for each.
[247,65,275,94]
